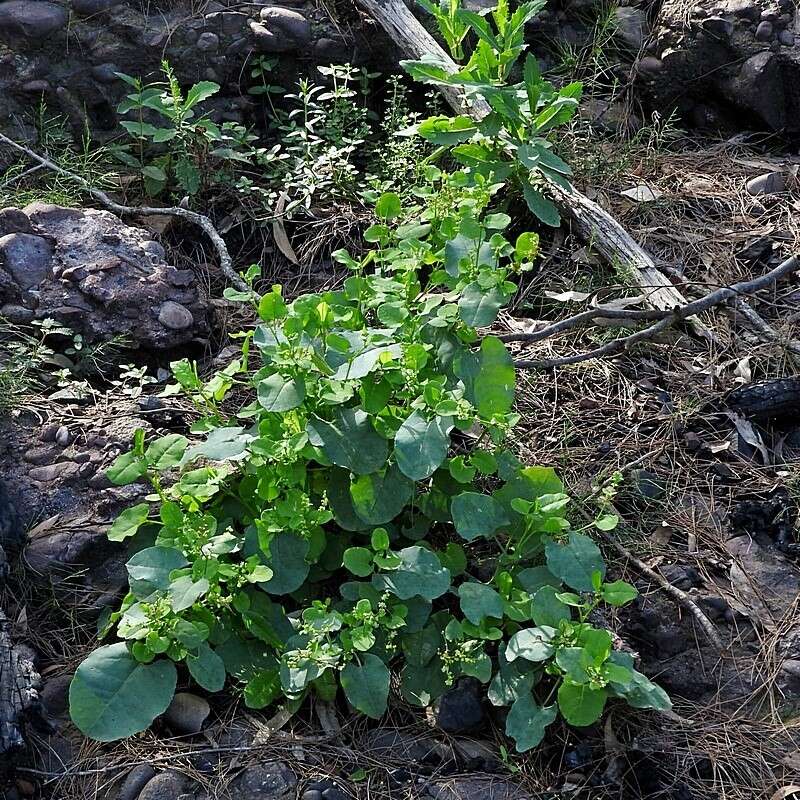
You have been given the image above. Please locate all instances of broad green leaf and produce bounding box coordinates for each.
[126,547,188,599]
[611,668,671,711]
[69,643,176,741]
[327,468,370,531]
[145,434,188,470]
[375,192,402,220]
[523,182,561,228]
[417,115,477,145]
[307,408,388,475]
[505,693,557,752]
[488,645,538,706]
[545,532,606,592]
[374,546,450,601]
[557,679,607,726]
[244,669,281,708]
[458,283,505,327]
[458,582,504,624]
[169,576,209,612]
[451,492,509,541]
[258,532,310,595]
[506,626,556,663]
[531,585,571,627]
[107,503,150,542]
[350,464,414,525]
[400,658,448,706]
[401,624,442,667]
[184,426,252,462]
[394,411,453,480]
[258,373,305,412]
[343,547,373,577]
[455,336,515,418]
[341,654,390,718]
[187,642,226,692]
[601,580,638,606]
[185,80,220,109]
[106,451,147,485]
[516,566,561,594]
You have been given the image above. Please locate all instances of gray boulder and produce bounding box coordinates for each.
[0,203,210,349]
[0,1,68,39]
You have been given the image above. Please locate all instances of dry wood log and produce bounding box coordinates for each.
[0,609,39,756]
[353,0,711,338]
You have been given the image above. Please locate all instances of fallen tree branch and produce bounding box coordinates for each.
[353,0,711,339]
[600,532,725,652]
[0,132,247,292]
[510,255,800,369]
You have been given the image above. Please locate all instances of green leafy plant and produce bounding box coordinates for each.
[404,0,582,226]
[115,61,255,197]
[70,1,668,752]
[69,179,668,748]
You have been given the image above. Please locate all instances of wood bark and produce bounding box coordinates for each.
[0,608,38,756]
[354,0,711,337]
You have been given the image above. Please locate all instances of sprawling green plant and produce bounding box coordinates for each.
[69,182,668,750]
[69,0,668,751]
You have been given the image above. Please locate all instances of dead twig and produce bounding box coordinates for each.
[0,131,247,292]
[510,254,799,369]
[601,531,725,651]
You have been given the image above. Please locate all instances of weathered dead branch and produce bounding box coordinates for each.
[506,255,800,369]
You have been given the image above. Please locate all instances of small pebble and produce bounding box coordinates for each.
[55,425,71,446]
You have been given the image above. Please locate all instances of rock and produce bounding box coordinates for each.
[253,6,311,51]
[660,564,703,590]
[230,762,297,799]
[631,469,666,499]
[23,446,60,466]
[0,233,53,290]
[0,303,33,323]
[702,16,734,37]
[636,55,663,75]
[0,208,34,236]
[433,677,485,733]
[116,765,157,800]
[755,20,773,39]
[137,771,187,800]
[55,426,71,446]
[28,462,81,483]
[40,673,72,717]
[0,1,69,39]
[72,0,123,14]
[196,31,219,52]
[362,727,449,764]
[614,7,648,51]
[91,63,121,83]
[0,205,209,349]
[157,301,194,331]
[642,0,800,132]
[746,171,785,195]
[164,692,210,735]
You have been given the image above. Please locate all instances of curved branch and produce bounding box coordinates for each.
[512,255,800,370]
[0,132,247,292]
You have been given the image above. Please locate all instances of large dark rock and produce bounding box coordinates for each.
[433,677,485,734]
[641,0,800,131]
[0,203,210,349]
[0,1,69,40]
[230,762,297,799]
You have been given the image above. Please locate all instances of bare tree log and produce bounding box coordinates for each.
[0,132,247,292]
[353,0,711,338]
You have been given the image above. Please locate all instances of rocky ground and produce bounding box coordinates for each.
[1,0,800,798]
